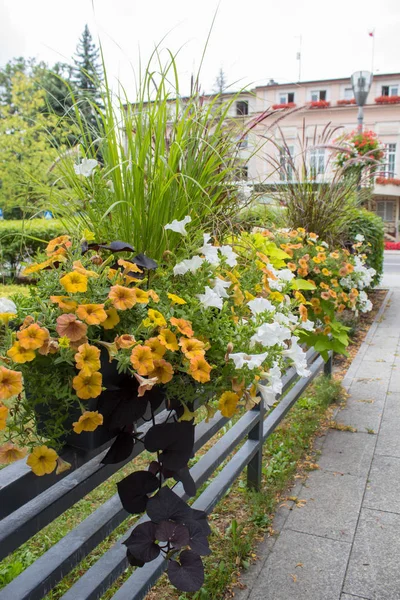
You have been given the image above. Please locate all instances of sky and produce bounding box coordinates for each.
[1,0,400,99]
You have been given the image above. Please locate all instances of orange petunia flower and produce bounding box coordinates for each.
[339,267,348,277]
[0,442,27,465]
[17,324,49,350]
[287,262,297,271]
[7,342,35,363]
[311,298,320,307]
[72,260,99,278]
[297,268,308,277]
[76,304,108,325]
[27,445,58,476]
[72,371,103,400]
[158,329,179,351]
[46,235,71,256]
[130,345,155,376]
[170,317,194,338]
[102,308,120,330]
[0,366,23,400]
[144,337,166,359]
[218,391,239,418]
[22,259,53,276]
[73,411,103,434]
[330,251,339,259]
[56,314,88,342]
[188,356,212,383]
[346,263,354,274]
[60,272,88,293]
[299,304,308,322]
[329,289,337,299]
[179,337,205,359]
[108,285,137,310]
[148,359,174,384]
[133,373,159,397]
[147,290,160,303]
[321,292,330,301]
[38,338,59,356]
[117,258,143,274]
[320,282,329,290]
[50,296,78,312]
[75,343,101,375]
[115,334,137,349]
[0,403,8,429]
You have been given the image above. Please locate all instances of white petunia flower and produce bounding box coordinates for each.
[173,255,204,276]
[276,269,295,282]
[247,297,275,316]
[257,383,277,408]
[300,319,315,331]
[283,337,310,377]
[355,234,365,242]
[251,322,291,348]
[164,215,192,236]
[219,245,238,267]
[0,297,17,314]
[74,158,98,177]
[199,234,220,265]
[197,286,224,309]
[229,352,269,370]
[213,277,231,298]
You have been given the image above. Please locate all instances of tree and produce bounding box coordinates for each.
[72,25,103,133]
[213,68,228,95]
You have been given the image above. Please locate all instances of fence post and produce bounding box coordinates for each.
[247,397,266,491]
[324,352,333,378]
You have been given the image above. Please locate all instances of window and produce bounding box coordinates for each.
[279,146,294,181]
[279,92,295,104]
[311,90,327,102]
[236,100,249,116]
[381,85,399,97]
[376,200,395,221]
[309,149,325,175]
[344,87,353,99]
[381,143,397,177]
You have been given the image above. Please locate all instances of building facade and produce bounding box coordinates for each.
[229,73,400,239]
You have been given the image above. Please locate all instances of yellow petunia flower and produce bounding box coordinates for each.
[81,228,95,241]
[108,285,137,310]
[50,296,78,312]
[130,345,155,376]
[244,291,255,302]
[102,308,120,330]
[117,258,143,274]
[143,309,167,329]
[0,403,8,429]
[73,411,103,434]
[232,285,245,306]
[148,290,160,303]
[60,272,88,293]
[17,324,49,350]
[72,371,103,400]
[22,259,53,276]
[188,356,212,383]
[144,337,166,359]
[76,304,108,325]
[148,359,174,384]
[179,404,196,422]
[269,291,284,303]
[322,268,331,276]
[7,342,35,363]
[115,334,137,349]
[0,367,23,400]
[179,337,205,359]
[0,442,27,465]
[27,445,58,476]
[218,391,239,418]
[75,343,101,376]
[132,288,149,304]
[72,260,99,278]
[0,312,16,325]
[167,293,186,305]
[158,329,179,351]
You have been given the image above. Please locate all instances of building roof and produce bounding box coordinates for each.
[255,73,400,90]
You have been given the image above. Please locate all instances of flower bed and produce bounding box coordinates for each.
[309,100,330,108]
[376,176,400,186]
[337,99,356,105]
[272,102,296,110]
[375,95,400,104]
[334,130,384,171]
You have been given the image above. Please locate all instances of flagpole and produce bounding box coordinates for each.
[371,29,375,73]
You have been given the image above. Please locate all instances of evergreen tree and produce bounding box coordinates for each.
[72,25,103,133]
[213,67,228,94]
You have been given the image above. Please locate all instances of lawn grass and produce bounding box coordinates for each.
[0,375,344,599]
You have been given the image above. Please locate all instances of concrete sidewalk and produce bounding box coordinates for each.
[236,290,400,600]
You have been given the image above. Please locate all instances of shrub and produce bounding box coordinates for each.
[0,219,64,277]
[233,203,287,231]
[346,208,384,285]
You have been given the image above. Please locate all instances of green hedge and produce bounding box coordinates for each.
[346,208,384,286]
[233,203,287,231]
[0,219,65,276]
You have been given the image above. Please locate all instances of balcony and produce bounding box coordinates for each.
[375,95,400,105]
[374,176,400,196]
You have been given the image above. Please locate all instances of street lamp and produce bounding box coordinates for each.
[351,71,373,132]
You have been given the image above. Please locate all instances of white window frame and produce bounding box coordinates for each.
[343,87,353,100]
[381,84,399,97]
[279,145,295,181]
[380,143,397,177]
[278,91,295,104]
[309,148,325,175]
[376,200,395,221]
[310,90,327,102]
[236,100,249,116]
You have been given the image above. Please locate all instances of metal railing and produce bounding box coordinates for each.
[0,349,331,600]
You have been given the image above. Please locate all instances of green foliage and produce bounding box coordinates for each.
[0,219,64,275]
[233,203,287,232]
[346,207,384,286]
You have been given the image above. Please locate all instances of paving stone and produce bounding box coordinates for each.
[375,394,400,458]
[285,470,364,542]
[341,595,370,600]
[343,508,400,600]
[363,455,400,514]
[317,430,375,477]
[361,346,396,363]
[335,399,384,433]
[351,361,393,382]
[247,529,351,600]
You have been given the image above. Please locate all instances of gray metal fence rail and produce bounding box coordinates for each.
[0,349,332,600]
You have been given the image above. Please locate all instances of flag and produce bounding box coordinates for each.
[368,30,374,37]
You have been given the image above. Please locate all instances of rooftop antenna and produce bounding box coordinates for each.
[295,35,302,81]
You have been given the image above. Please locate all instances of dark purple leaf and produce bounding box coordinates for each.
[126,548,145,567]
[123,522,160,563]
[101,433,134,465]
[144,422,195,470]
[186,521,211,556]
[167,550,204,592]
[173,467,197,497]
[148,461,161,475]
[155,521,190,549]
[133,253,158,270]
[146,487,192,523]
[185,509,211,537]
[99,241,136,253]
[117,471,159,514]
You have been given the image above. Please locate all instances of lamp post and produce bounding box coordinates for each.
[351,71,373,132]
